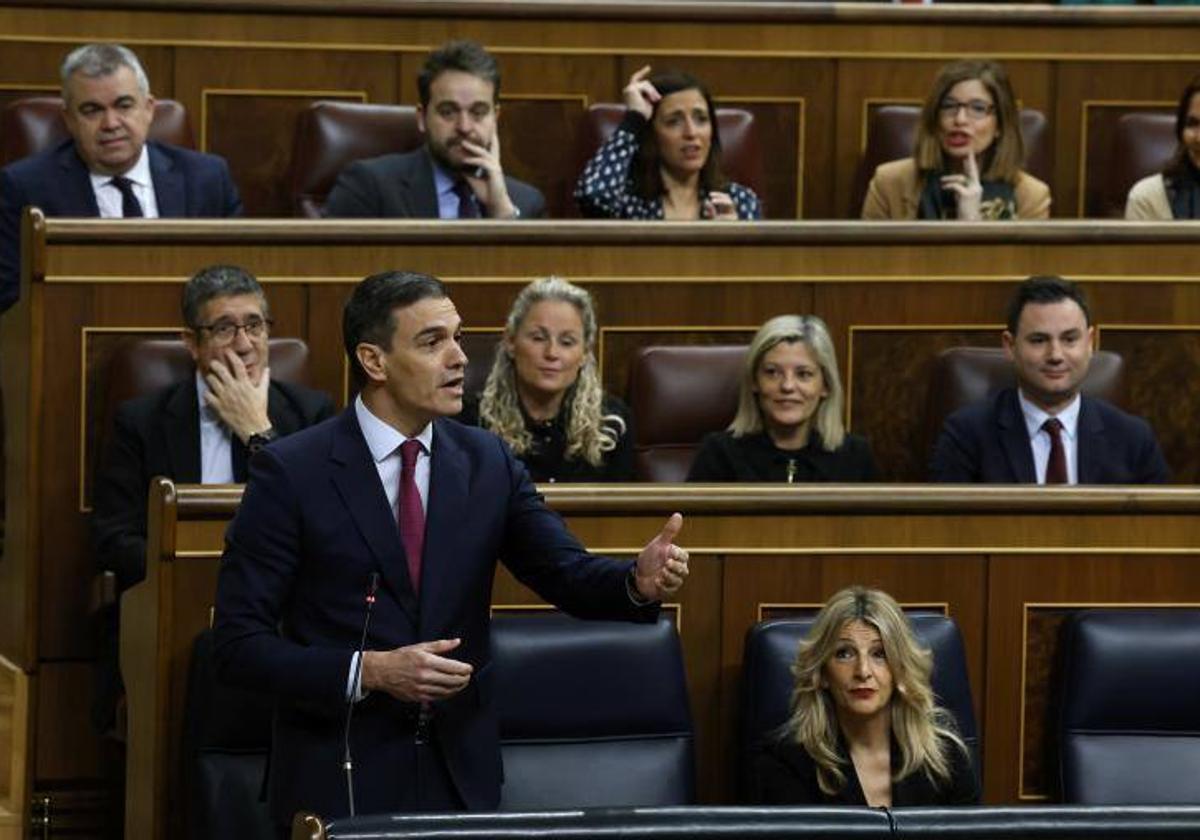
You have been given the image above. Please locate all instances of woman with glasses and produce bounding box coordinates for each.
[862,59,1050,221]
[752,586,979,806]
[687,315,877,483]
[1126,76,1200,220]
[460,276,634,482]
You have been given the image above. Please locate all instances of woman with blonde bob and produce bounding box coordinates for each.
[755,587,979,806]
[862,59,1051,221]
[687,315,876,482]
[460,277,634,482]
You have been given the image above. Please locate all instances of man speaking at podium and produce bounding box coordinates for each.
[213,270,689,828]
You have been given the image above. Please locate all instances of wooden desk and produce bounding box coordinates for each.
[0,2,1199,218]
[124,480,1200,839]
[6,216,1200,832]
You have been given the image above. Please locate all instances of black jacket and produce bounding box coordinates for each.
[687,430,878,483]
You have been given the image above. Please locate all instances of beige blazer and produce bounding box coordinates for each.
[861,157,1052,220]
[1124,173,1172,221]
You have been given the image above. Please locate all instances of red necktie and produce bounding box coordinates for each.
[1043,418,1067,485]
[398,439,426,591]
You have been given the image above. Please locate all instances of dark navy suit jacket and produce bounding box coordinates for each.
[0,139,242,311]
[929,387,1170,484]
[321,147,546,219]
[212,409,654,825]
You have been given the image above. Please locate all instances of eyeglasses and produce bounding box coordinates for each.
[195,316,273,345]
[938,98,996,120]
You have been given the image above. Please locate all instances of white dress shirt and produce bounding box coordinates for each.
[348,394,434,699]
[1017,389,1081,485]
[89,145,160,218]
[195,373,235,484]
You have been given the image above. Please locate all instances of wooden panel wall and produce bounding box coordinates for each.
[124,484,1200,837]
[1,3,1200,219]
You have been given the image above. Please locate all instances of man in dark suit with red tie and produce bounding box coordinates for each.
[213,270,688,828]
[0,42,242,311]
[929,275,1169,484]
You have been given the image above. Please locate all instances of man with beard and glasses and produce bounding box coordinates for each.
[323,41,545,220]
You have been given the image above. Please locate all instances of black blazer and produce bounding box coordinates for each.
[753,734,979,806]
[321,147,546,219]
[0,139,243,311]
[929,388,1170,484]
[212,410,656,825]
[91,376,335,590]
[687,431,878,483]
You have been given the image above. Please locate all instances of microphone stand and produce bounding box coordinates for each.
[343,572,379,817]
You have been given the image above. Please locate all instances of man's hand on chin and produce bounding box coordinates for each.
[634,512,689,602]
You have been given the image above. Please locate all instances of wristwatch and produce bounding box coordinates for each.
[246,427,278,454]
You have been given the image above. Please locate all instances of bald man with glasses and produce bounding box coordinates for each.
[90,264,334,734]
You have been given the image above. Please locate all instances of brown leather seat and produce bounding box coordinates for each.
[570,104,764,217]
[1101,111,1176,218]
[288,101,422,218]
[627,345,746,482]
[0,96,193,167]
[97,337,311,473]
[849,105,1050,217]
[922,346,1125,460]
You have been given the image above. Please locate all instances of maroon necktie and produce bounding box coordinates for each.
[398,439,426,591]
[452,179,479,219]
[1043,418,1067,485]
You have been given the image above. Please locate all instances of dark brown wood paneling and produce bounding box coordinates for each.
[35,663,103,781]
[499,98,589,220]
[986,554,1200,802]
[174,47,398,216]
[1097,328,1200,484]
[1054,62,1197,220]
[600,327,757,404]
[848,328,998,481]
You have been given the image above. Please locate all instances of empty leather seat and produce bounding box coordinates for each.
[572,104,764,217]
[491,611,694,809]
[1106,111,1176,218]
[850,105,1050,218]
[0,96,193,166]
[288,101,421,217]
[1059,609,1200,805]
[739,613,978,801]
[182,629,274,840]
[627,344,745,482]
[922,346,1124,464]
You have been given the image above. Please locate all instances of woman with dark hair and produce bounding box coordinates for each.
[862,59,1050,221]
[574,66,762,220]
[754,586,979,806]
[1126,76,1200,220]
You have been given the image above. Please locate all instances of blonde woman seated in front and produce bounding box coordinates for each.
[459,276,634,483]
[686,315,877,483]
[862,59,1050,221]
[754,586,979,806]
[1126,76,1200,220]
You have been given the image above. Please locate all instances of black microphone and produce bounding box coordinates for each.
[343,571,379,818]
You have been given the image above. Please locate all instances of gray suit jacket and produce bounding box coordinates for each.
[321,147,545,219]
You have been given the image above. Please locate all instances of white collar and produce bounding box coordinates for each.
[354,394,434,462]
[88,143,152,189]
[1017,389,1081,442]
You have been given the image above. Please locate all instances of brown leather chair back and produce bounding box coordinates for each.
[570,104,764,217]
[849,105,1050,217]
[96,338,311,476]
[460,332,502,402]
[288,101,422,218]
[0,96,193,166]
[628,345,746,482]
[922,346,1125,459]
[1102,111,1176,218]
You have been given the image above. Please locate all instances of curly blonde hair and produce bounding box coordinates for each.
[478,277,624,467]
[784,586,969,796]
